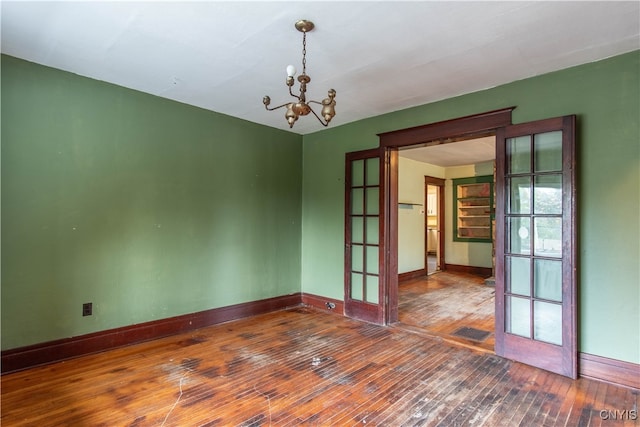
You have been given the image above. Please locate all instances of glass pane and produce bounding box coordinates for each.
[507,256,530,296]
[366,246,379,274]
[534,131,562,172]
[507,217,530,255]
[506,296,531,338]
[351,245,363,272]
[366,157,379,185]
[365,275,379,304]
[534,217,562,257]
[351,217,363,244]
[350,273,363,301]
[534,301,562,345]
[365,217,379,244]
[352,159,364,187]
[507,176,531,214]
[507,135,531,174]
[534,259,562,302]
[351,188,363,215]
[534,175,562,215]
[366,187,379,215]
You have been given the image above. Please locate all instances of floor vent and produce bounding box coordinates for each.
[452,326,491,342]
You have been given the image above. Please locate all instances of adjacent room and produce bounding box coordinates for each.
[397,137,497,353]
[2,2,638,425]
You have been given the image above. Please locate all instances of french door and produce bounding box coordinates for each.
[344,148,387,324]
[495,115,577,378]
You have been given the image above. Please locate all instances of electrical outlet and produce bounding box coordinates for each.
[82,302,93,316]
[326,302,336,310]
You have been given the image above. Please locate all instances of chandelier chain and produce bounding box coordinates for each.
[302,31,307,76]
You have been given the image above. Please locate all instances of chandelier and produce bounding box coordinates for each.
[263,20,336,129]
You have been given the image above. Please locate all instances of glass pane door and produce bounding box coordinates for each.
[495,116,577,378]
[505,131,563,344]
[345,149,385,324]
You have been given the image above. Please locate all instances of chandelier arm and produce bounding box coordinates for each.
[307,104,329,127]
[264,101,291,112]
[288,86,302,101]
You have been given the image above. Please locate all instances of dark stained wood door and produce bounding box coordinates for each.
[344,149,386,324]
[495,115,577,378]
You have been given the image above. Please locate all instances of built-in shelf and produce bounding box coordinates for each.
[453,176,494,242]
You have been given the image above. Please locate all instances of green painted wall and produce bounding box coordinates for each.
[301,50,640,364]
[1,55,303,350]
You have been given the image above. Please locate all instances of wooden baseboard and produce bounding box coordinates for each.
[398,269,427,282]
[1,293,302,374]
[444,263,493,277]
[579,352,640,390]
[301,293,345,315]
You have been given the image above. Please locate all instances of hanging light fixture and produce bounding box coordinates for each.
[263,20,336,129]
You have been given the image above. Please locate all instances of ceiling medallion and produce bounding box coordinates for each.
[263,20,336,129]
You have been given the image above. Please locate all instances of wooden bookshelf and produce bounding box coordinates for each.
[453,176,493,242]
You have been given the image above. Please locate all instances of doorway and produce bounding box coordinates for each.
[425,177,444,275]
[373,108,578,378]
[398,140,496,352]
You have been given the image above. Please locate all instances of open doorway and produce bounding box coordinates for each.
[357,108,576,376]
[425,177,444,275]
[396,136,496,352]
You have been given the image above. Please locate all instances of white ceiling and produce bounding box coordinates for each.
[399,136,495,167]
[1,1,639,136]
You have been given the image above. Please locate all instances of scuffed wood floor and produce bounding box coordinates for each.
[398,272,496,352]
[2,307,638,426]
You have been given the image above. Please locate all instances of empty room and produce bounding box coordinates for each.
[2,2,639,426]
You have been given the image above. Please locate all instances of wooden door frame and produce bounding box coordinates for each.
[378,107,516,324]
[424,176,445,274]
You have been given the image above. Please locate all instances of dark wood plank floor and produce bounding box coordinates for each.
[398,271,496,352]
[2,307,638,426]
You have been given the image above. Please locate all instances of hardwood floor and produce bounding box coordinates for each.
[398,271,495,352]
[2,306,638,426]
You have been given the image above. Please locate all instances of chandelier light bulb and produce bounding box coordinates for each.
[286,65,296,77]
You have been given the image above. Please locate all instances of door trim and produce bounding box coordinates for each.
[378,107,516,148]
[384,147,399,324]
